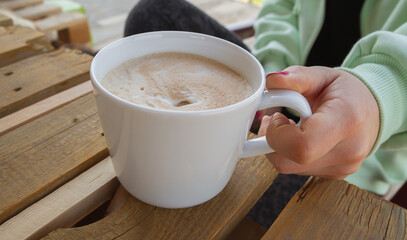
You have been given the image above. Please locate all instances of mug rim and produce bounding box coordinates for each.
[90,31,265,115]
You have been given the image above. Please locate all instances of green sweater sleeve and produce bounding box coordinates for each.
[254,0,407,194]
[253,0,324,73]
[338,26,407,153]
[339,24,407,194]
[253,0,299,72]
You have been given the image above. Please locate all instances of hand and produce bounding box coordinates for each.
[259,66,380,179]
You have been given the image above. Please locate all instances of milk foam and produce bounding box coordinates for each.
[101,52,253,111]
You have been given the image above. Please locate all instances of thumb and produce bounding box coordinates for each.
[266,112,292,147]
[268,112,291,127]
[266,111,310,164]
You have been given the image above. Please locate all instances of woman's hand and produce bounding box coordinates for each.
[259,66,380,179]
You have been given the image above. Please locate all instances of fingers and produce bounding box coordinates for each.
[265,110,347,165]
[258,114,296,136]
[264,67,347,161]
[291,163,361,180]
[258,115,271,136]
[267,151,362,180]
[265,136,366,179]
[261,66,374,179]
[266,66,340,97]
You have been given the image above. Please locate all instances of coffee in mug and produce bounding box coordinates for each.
[101,52,253,111]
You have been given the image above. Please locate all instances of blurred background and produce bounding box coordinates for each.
[74,0,262,51]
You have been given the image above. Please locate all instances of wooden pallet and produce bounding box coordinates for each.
[0,0,43,10]
[0,11,11,26]
[0,21,277,240]
[0,20,406,240]
[0,0,90,44]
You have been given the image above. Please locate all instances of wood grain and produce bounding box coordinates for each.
[0,13,12,26]
[262,178,407,240]
[0,157,118,240]
[0,25,53,67]
[0,93,108,224]
[0,48,92,118]
[14,3,61,20]
[44,134,278,240]
[0,81,93,136]
[0,0,43,10]
[58,21,91,44]
[35,12,87,32]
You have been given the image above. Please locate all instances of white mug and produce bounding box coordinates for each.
[90,31,312,208]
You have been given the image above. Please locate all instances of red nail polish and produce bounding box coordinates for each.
[255,111,262,119]
[266,71,289,78]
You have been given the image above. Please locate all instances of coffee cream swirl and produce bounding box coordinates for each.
[101,52,253,111]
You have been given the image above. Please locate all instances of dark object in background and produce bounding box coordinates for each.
[391,182,407,209]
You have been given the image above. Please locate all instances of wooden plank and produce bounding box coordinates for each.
[43,134,278,240]
[191,0,259,26]
[0,93,98,171]
[0,0,43,10]
[0,13,12,26]
[35,12,87,33]
[0,93,109,224]
[262,178,407,240]
[58,21,91,44]
[14,3,61,20]
[0,25,53,67]
[0,26,44,50]
[0,157,119,240]
[0,81,93,136]
[0,48,92,118]
[228,19,255,39]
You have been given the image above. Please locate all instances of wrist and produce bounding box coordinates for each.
[337,60,407,153]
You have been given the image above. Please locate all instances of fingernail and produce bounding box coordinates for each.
[255,111,263,120]
[266,71,289,78]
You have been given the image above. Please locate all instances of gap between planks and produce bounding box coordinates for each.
[0,80,93,136]
[0,157,119,240]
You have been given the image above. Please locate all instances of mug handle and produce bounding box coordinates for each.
[240,90,312,158]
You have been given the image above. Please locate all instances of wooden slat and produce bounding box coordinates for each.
[0,81,93,136]
[0,157,119,240]
[0,25,53,67]
[262,178,407,240]
[228,19,255,39]
[14,3,61,20]
[0,48,92,118]
[0,26,43,52]
[35,12,87,33]
[0,93,109,224]
[0,0,43,10]
[0,13,12,26]
[43,135,278,240]
[58,21,91,44]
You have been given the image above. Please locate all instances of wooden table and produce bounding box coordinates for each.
[0,19,406,240]
[0,0,90,44]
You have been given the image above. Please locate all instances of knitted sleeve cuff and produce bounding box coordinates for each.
[337,57,407,154]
